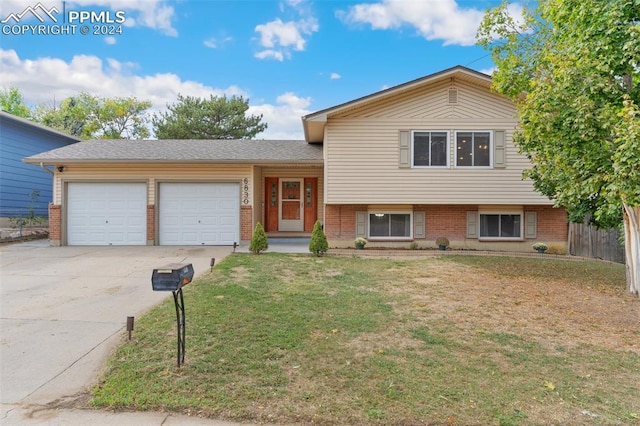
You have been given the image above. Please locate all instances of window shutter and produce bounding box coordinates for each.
[525,211,537,239]
[466,211,478,238]
[414,211,425,239]
[356,211,368,238]
[494,130,506,168]
[399,131,410,168]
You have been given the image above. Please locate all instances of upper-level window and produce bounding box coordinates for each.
[456,131,491,167]
[413,131,448,167]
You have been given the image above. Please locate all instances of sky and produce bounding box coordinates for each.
[0,0,519,140]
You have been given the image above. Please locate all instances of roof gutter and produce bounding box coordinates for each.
[39,162,55,176]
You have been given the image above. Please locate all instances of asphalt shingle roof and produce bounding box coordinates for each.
[24,139,323,164]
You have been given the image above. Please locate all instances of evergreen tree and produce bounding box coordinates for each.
[249,222,268,254]
[308,221,328,256]
[152,94,267,139]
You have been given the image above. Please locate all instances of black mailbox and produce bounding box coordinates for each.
[151,263,194,291]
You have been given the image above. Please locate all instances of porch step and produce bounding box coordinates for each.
[268,237,310,245]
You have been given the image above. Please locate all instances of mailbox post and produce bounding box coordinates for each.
[151,263,194,367]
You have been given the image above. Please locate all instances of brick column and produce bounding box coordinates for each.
[241,205,253,241]
[147,205,155,245]
[48,204,61,246]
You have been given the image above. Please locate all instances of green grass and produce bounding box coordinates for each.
[92,254,639,425]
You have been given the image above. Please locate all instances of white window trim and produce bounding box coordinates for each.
[411,130,450,168]
[367,211,413,240]
[478,210,524,241]
[454,130,493,169]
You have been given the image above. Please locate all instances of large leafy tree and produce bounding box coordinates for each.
[0,87,31,118]
[478,0,640,295]
[152,94,267,139]
[34,92,151,139]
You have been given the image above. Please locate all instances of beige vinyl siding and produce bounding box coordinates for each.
[53,164,253,205]
[324,77,550,206]
[325,119,548,205]
[334,80,515,120]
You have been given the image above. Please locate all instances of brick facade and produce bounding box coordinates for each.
[324,205,358,239]
[241,205,253,241]
[416,205,474,241]
[324,204,568,251]
[523,205,569,241]
[147,205,155,245]
[48,203,61,246]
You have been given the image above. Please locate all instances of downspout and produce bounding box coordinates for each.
[39,162,55,176]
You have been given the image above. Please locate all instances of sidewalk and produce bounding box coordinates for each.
[1,405,262,426]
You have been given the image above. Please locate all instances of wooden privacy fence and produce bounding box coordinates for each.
[568,222,625,263]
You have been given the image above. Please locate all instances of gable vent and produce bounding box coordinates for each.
[448,88,458,104]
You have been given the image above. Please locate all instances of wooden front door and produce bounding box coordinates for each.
[279,179,303,231]
[264,176,317,232]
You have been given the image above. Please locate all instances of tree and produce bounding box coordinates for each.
[92,96,152,139]
[0,87,31,118]
[477,0,640,295]
[34,93,151,139]
[308,221,328,256]
[34,93,96,138]
[152,94,267,139]
[249,222,269,254]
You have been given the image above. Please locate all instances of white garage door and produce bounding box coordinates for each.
[67,182,147,246]
[159,182,240,245]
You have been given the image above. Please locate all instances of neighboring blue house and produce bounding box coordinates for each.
[0,111,80,219]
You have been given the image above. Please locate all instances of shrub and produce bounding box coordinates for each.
[354,237,367,249]
[249,222,268,254]
[309,221,328,256]
[533,242,548,252]
[435,236,450,247]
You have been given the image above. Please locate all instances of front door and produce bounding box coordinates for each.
[278,179,304,231]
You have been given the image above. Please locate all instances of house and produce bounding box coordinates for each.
[24,66,568,250]
[0,111,80,224]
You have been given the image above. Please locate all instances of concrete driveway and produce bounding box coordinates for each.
[0,240,232,417]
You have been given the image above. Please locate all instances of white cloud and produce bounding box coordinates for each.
[285,0,304,7]
[0,49,308,139]
[479,67,496,76]
[254,16,318,60]
[255,49,285,61]
[337,0,495,46]
[0,49,243,114]
[203,36,233,49]
[330,72,341,80]
[203,38,217,49]
[104,36,116,45]
[250,92,311,140]
[0,0,177,36]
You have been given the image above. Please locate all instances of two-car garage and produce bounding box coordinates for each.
[66,182,240,246]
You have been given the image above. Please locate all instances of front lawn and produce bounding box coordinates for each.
[92,254,639,425]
